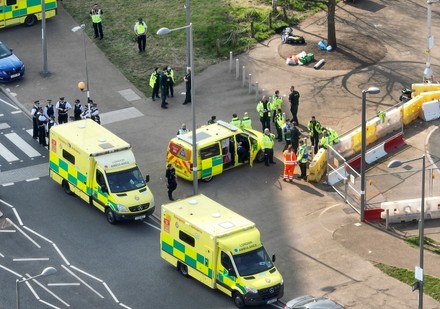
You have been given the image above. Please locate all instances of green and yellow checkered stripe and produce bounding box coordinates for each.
[201,155,223,179]
[217,272,246,294]
[2,0,57,20]
[50,155,91,195]
[161,233,213,278]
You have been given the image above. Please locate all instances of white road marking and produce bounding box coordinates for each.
[100,107,144,125]
[0,97,19,109]
[0,263,22,277]
[0,252,4,257]
[53,243,70,266]
[6,218,40,248]
[70,265,103,283]
[38,299,61,309]
[25,178,40,182]
[13,258,50,261]
[118,89,141,101]
[0,142,19,162]
[0,230,15,232]
[33,278,70,307]
[0,123,11,129]
[23,226,54,244]
[5,133,41,158]
[24,276,40,300]
[2,183,14,186]
[0,198,14,208]
[11,110,22,114]
[12,208,23,225]
[62,264,104,299]
[103,281,119,303]
[143,221,161,231]
[119,303,132,309]
[48,283,80,286]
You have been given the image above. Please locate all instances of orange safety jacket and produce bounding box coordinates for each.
[283,150,297,165]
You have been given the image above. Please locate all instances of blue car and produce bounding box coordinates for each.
[0,41,25,82]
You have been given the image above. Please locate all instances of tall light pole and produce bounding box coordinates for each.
[157,23,197,195]
[424,0,440,82]
[72,24,91,110]
[360,87,380,222]
[41,0,49,77]
[185,0,191,68]
[388,155,426,309]
[16,266,57,309]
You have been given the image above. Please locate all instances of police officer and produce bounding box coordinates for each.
[56,97,72,124]
[271,90,283,123]
[290,121,301,153]
[37,108,48,147]
[149,67,160,101]
[230,113,241,127]
[297,139,308,180]
[166,164,177,201]
[31,100,40,139]
[289,85,300,125]
[274,109,285,142]
[183,69,192,105]
[166,66,175,97]
[207,115,216,125]
[177,123,189,135]
[134,17,147,53]
[307,116,322,155]
[261,128,276,166]
[90,3,104,39]
[90,101,101,124]
[282,119,292,151]
[44,99,54,119]
[240,112,252,130]
[81,105,91,119]
[256,95,271,132]
[73,99,84,121]
[159,67,168,109]
[46,116,57,138]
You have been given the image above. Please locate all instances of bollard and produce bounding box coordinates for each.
[255,81,259,98]
[385,209,390,230]
[242,66,246,87]
[229,51,233,73]
[235,59,239,79]
[248,74,252,94]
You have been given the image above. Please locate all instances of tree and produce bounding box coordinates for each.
[326,0,337,49]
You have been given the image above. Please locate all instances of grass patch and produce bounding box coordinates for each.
[375,263,440,302]
[405,236,440,255]
[62,0,320,96]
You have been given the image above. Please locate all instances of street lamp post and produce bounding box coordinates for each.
[16,267,57,309]
[424,0,440,82]
[185,0,191,68]
[360,87,380,222]
[388,156,426,309]
[41,0,49,76]
[157,23,197,195]
[72,24,91,110]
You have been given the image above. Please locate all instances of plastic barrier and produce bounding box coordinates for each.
[308,148,327,182]
[380,196,440,223]
[412,83,440,97]
[420,99,440,121]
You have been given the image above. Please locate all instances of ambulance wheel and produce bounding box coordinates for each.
[62,180,73,195]
[24,15,37,27]
[233,292,245,309]
[178,262,189,277]
[256,150,265,163]
[202,176,213,183]
[105,208,118,225]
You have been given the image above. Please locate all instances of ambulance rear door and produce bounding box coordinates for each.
[200,142,223,180]
[248,135,260,167]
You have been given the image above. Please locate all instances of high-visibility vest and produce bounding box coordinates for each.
[297,145,308,163]
[261,134,274,150]
[149,72,157,88]
[256,101,270,118]
[271,95,283,111]
[328,128,339,144]
[91,10,102,23]
[320,135,329,149]
[168,69,174,82]
[275,113,285,128]
[230,117,241,128]
[241,117,252,129]
[283,150,296,165]
[136,22,146,34]
[307,120,322,137]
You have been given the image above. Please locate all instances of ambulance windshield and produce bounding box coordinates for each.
[106,167,145,193]
[233,247,273,276]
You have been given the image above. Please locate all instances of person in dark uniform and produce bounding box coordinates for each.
[56,97,72,124]
[149,67,160,101]
[289,85,300,125]
[44,99,54,119]
[37,108,48,147]
[73,99,84,121]
[166,66,174,97]
[166,164,177,201]
[90,101,101,124]
[160,67,168,109]
[31,100,40,140]
[290,121,301,153]
[183,68,191,105]
[46,116,57,138]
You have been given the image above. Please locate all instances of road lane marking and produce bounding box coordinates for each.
[24,275,40,300]
[0,263,22,277]
[70,265,103,283]
[48,283,80,286]
[0,230,15,232]
[0,252,4,257]
[143,221,160,231]
[5,132,41,158]
[62,264,104,299]
[23,226,54,244]
[12,208,23,225]
[6,218,40,248]
[0,97,19,109]
[119,303,132,309]
[11,110,22,114]
[0,198,14,208]
[103,281,119,303]
[38,299,61,309]
[33,278,70,307]
[0,141,19,162]
[53,243,70,266]
[25,178,40,182]
[13,258,50,261]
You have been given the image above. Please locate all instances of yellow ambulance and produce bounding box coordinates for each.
[167,120,265,182]
[49,119,155,224]
[0,0,57,28]
[161,194,284,308]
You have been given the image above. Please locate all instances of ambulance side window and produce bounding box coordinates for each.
[179,231,195,247]
[62,149,75,165]
[221,251,235,276]
[7,0,17,5]
[96,170,106,188]
[200,144,220,160]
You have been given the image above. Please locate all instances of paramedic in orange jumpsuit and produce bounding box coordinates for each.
[283,144,297,181]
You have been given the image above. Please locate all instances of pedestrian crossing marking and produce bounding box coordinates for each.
[100,107,144,125]
[11,111,22,114]
[0,123,11,129]
[0,142,19,162]
[5,133,41,158]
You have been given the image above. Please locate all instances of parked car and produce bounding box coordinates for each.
[284,295,345,309]
[0,41,25,82]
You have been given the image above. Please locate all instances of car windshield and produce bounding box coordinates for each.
[0,43,12,59]
[232,246,273,276]
[106,167,145,193]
